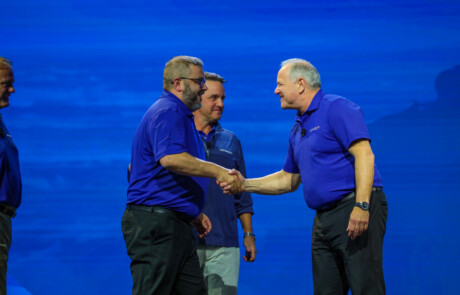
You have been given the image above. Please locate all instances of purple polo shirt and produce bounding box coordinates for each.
[283,89,382,209]
[127,91,208,220]
[0,116,22,208]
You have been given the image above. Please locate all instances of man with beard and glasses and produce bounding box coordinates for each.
[0,57,22,295]
[122,56,242,295]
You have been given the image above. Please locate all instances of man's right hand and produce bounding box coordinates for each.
[216,169,243,194]
[218,169,245,195]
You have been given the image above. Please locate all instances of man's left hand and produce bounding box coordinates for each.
[192,213,212,238]
[243,235,257,262]
[346,207,369,240]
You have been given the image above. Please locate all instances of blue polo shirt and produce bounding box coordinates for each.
[283,90,382,209]
[0,115,22,208]
[197,123,254,247]
[127,91,208,220]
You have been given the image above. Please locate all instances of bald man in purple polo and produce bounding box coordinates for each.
[221,58,387,295]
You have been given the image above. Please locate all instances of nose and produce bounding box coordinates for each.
[216,98,224,108]
[201,83,208,91]
[274,86,280,94]
[9,86,15,93]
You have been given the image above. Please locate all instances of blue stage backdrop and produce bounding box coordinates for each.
[2,0,460,294]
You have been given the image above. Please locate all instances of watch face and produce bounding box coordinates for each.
[355,202,370,210]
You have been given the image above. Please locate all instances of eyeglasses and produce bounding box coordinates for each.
[178,77,206,88]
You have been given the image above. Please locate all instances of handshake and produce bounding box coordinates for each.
[217,169,246,195]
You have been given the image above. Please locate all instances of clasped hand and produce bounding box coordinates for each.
[217,169,245,195]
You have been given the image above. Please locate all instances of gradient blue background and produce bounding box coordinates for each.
[2,0,460,294]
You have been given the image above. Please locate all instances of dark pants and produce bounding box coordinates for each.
[121,206,206,295]
[0,213,12,295]
[312,190,388,295]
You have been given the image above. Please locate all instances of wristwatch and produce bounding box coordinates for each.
[354,202,370,211]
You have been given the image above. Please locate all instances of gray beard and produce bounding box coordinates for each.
[183,82,201,112]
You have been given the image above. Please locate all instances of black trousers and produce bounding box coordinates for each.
[121,207,206,295]
[312,190,388,295]
[0,212,12,295]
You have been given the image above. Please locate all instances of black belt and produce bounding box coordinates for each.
[126,204,192,223]
[0,203,17,218]
[317,187,383,212]
[340,187,382,202]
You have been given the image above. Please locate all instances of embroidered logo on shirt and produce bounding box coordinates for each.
[219,149,233,155]
[310,126,320,133]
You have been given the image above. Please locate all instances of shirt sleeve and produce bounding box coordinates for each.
[283,126,300,174]
[150,110,189,162]
[328,99,371,150]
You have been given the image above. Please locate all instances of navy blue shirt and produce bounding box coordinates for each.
[127,91,208,220]
[0,115,22,208]
[283,90,382,209]
[198,123,253,247]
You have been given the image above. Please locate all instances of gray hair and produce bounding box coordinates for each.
[281,58,321,89]
[205,72,226,84]
[163,56,204,90]
[0,57,13,71]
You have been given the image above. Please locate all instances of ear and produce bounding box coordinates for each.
[297,78,306,94]
[172,78,183,92]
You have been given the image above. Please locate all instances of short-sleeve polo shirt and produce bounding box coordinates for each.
[283,90,382,209]
[0,116,22,208]
[127,91,208,220]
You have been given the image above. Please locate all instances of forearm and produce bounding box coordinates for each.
[354,155,374,202]
[238,213,254,233]
[160,152,227,179]
[353,150,375,203]
[244,170,300,195]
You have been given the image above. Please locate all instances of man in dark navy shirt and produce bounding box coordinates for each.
[193,72,255,295]
[221,59,387,295]
[0,57,21,295]
[122,56,242,295]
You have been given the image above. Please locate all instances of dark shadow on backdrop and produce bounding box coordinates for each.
[369,64,460,174]
[366,65,460,294]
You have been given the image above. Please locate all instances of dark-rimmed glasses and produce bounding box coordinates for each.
[178,77,206,88]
